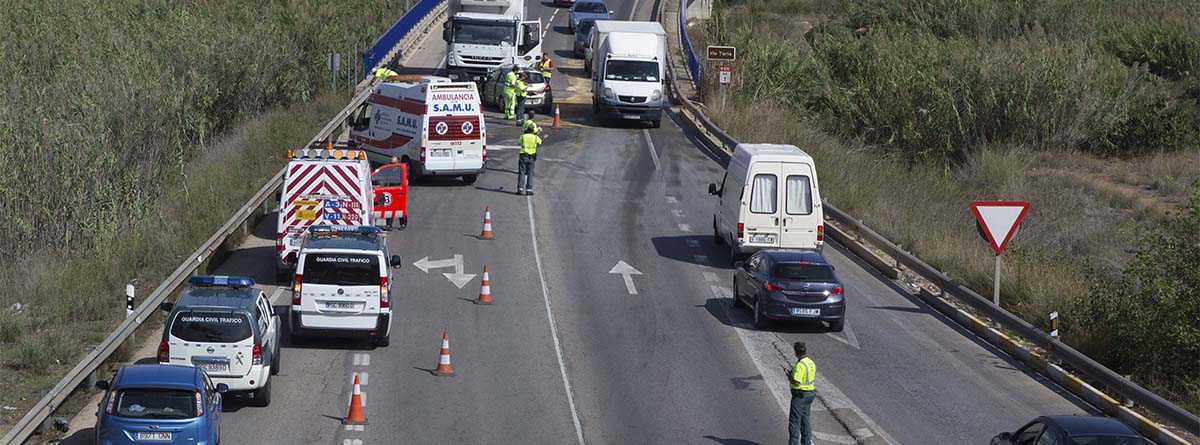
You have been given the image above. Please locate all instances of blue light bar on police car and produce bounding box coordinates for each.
[188,276,255,288]
[308,225,381,234]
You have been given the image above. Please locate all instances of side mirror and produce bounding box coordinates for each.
[159,302,174,312]
[442,28,451,43]
[275,191,282,203]
[95,380,110,390]
[708,183,718,195]
[390,255,403,269]
[216,383,229,394]
[734,261,745,270]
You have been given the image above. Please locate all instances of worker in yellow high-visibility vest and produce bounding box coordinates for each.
[503,66,520,119]
[788,341,816,445]
[373,67,399,81]
[538,54,554,79]
[516,125,545,195]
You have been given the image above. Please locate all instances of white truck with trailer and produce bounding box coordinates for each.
[590,21,667,127]
[348,76,487,184]
[443,0,543,82]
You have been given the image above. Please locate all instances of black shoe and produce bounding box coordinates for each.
[527,190,534,195]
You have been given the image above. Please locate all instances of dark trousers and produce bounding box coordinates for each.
[515,96,527,124]
[789,390,815,445]
[517,154,536,191]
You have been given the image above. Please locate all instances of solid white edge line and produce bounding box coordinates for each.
[628,0,641,20]
[528,196,587,445]
[642,128,660,170]
[268,287,285,304]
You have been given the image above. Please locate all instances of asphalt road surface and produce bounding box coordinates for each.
[51,0,1094,444]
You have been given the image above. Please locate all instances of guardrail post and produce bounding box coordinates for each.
[1049,311,1058,339]
[1122,375,1135,407]
[125,282,135,318]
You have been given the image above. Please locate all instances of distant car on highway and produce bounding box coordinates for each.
[95,364,227,445]
[990,415,1149,445]
[158,276,281,407]
[575,19,599,59]
[731,249,845,331]
[569,0,612,33]
[481,64,554,114]
[553,0,575,6]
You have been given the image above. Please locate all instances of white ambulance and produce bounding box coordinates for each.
[276,145,373,280]
[348,76,487,185]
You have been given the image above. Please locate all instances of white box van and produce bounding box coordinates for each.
[708,144,824,259]
[590,21,667,127]
[349,76,486,184]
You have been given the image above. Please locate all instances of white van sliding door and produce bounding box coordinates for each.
[781,162,819,248]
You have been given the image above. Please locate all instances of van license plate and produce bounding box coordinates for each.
[750,234,775,244]
[197,363,228,373]
[790,308,820,316]
[136,432,172,441]
[324,301,357,310]
[430,149,451,158]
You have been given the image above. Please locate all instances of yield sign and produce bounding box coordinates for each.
[970,201,1030,255]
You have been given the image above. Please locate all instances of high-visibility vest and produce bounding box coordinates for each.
[790,357,816,391]
[539,58,553,77]
[504,71,518,94]
[374,68,398,79]
[518,133,542,155]
[515,79,527,97]
[523,119,539,134]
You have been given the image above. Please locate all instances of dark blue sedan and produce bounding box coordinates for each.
[991,415,1149,445]
[95,364,227,445]
[732,249,845,331]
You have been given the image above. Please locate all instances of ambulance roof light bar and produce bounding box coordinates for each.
[188,276,256,288]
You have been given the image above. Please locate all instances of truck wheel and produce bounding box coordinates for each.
[649,119,661,128]
[270,344,281,375]
[251,379,272,407]
[461,175,478,185]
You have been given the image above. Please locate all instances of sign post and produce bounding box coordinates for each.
[970,201,1031,307]
[718,64,732,112]
[327,52,342,95]
[706,46,736,111]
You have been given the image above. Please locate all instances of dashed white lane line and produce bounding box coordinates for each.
[686,239,701,248]
[343,425,365,432]
[528,196,587,445]
[671,209,684,218]
[702,272,720,282]
[540,9,560,39]
[359,372,369,385]
[665,196,678,204]
[353,353,371,367]
[678,223,692,232]
[642,128,660,170]
[693,254,709,264]
[343,439,363,444]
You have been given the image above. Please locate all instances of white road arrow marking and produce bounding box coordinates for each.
[608,260,643,295]
[413,255,477,289]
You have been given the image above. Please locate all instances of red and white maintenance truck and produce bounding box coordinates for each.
[275,143,408,280]
[348,75,486,185]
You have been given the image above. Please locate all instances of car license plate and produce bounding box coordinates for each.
[197,363,228,373]
[790,308,820,316]
[324,301,357,310]
[288,237,302,247]
[528,98,542,105]
[430,149,451,158]
[136,432,172,441]
[750,234,775,244]
[623,114,640,120]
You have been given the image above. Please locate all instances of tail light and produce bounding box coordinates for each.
[737,223,744,241]
[482,145,487,162]
[817,225,824,242]
[420,146,427,163]
[830,287,844,295]
[276,242,285,253]
[292,274,302,305]
[157,341,169,364]
[195,391,204,416]
[252,344,263,366]
[380,277,390,308]
[105,389,117,414]
[764,282,779,292]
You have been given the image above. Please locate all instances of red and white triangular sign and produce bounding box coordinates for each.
[970,201,1030,255]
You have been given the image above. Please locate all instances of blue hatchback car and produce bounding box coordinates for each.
[95,364,227,445]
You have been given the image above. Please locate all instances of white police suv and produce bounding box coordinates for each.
[159,276,281,407]
[290,225,401,347]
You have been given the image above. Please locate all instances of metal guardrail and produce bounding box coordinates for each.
[362,0,446,77]
[677,0,701,89]
[1,3,446,443]
[664,0,1198,435]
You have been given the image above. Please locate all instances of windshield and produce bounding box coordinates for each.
[1070,436,1148,445]
[304,253,380,286]
[114,389,197,419]
[605,60,659,82]
[574,2,608,13]
[170,312,252,343]
[773,264,835,281]
[522,71,546,84]
[452,20,515,45]
[578,21,595,36]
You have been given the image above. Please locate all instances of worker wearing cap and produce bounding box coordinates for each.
[516,125,544,196]
[788,341,817,445]
[538,54,554,79]
[373,67,399,81]
[514,73,528,126]
[503,66,519,119]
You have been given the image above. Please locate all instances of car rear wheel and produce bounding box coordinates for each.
[375,334,390,347]
[251,379,272,407]
[828,318,845,332]
[270,344,281,375]
[649,119,661,128]
[752,296,769,330]
[461,174,478,185]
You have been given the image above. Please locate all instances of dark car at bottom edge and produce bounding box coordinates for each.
[991,415,1150,445]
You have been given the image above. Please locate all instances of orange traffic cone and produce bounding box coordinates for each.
[480,207,495,240]
[342,374,368,425]
[476,266,493,305]
[553,105,561,128]
[434,331,455,376]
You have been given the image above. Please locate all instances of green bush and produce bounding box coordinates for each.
[1104,24,1200,80]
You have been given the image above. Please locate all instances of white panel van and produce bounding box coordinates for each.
[708,144,824,259]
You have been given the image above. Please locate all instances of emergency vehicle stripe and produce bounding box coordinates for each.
[351,132,415,149]
[327,165,361,198]
[369,93,427,115]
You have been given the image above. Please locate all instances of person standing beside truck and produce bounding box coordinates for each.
[539,53,554,79]
[514,73,528,126]
[516,125,545,195]
[373,67,399,81]
[503,66,519,119]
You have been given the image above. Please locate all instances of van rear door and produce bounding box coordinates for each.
[741,163,782,248]
[427,85,484,173]
[166,311,255,378]
[780,162,820,248]
[299,253,382,330]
